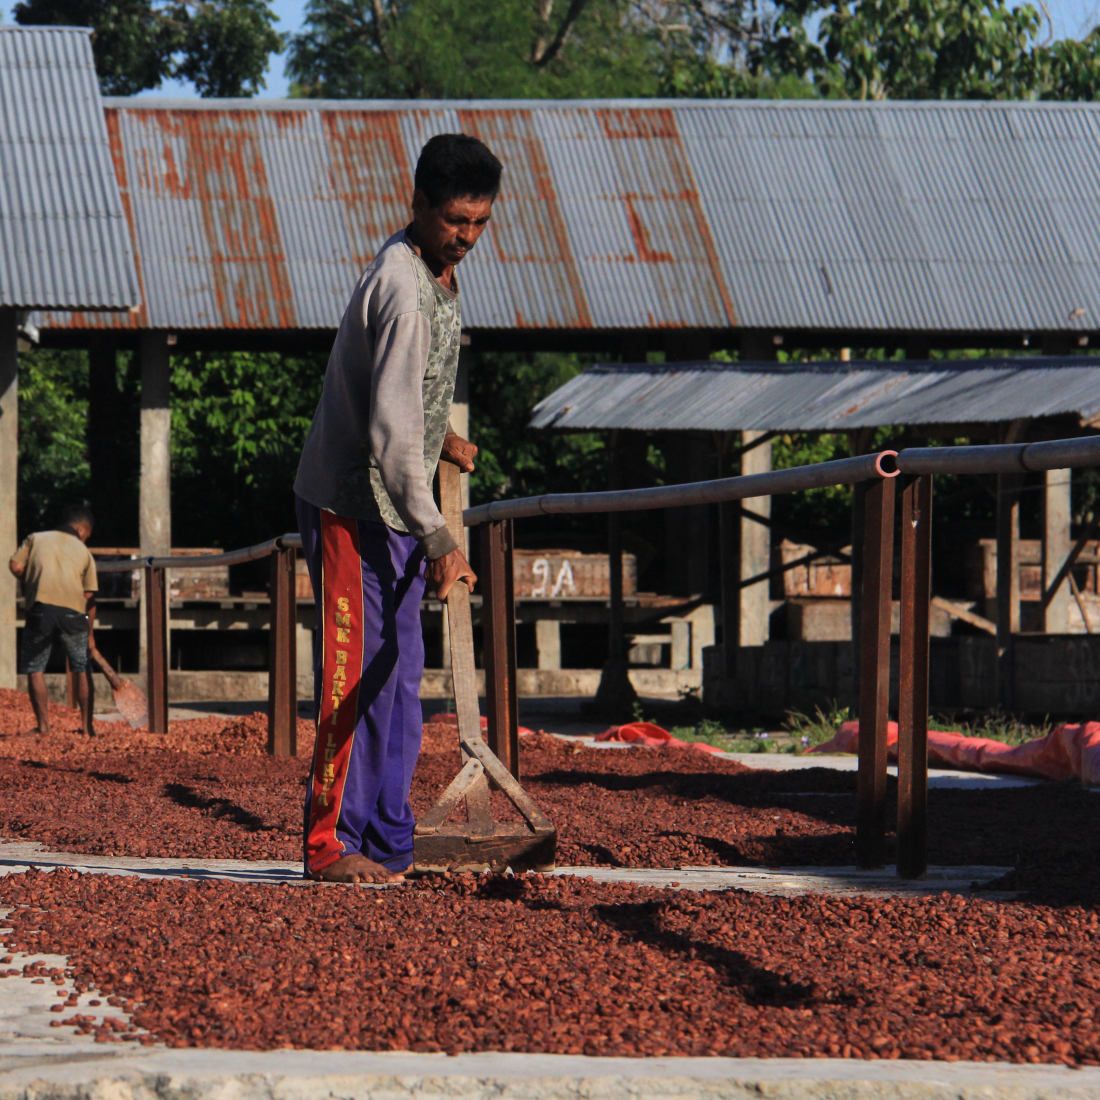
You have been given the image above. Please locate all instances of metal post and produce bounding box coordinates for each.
[144,564,169,733]
[482,519,519,778]
[856,475,896,869]
[595,431,635,713]
[267,545,298,758]
[898,475,932,879]
[995,474,1022,709]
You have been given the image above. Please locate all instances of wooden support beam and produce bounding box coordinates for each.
[995,474,1022,709]
[718,497,740,679]
[0,310,17,690]
[898,475,932,879]
[995,421,1026,709]
[482,518,519,778]
[856,475,896,869]
[143,564,169,734]
[267,545,297,757]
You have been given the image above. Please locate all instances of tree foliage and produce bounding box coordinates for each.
[287,0,676,98]
[468,351,607,506]
[13,0,282,96]
[16,351,90,537]
[767,1,1100,100]
[170,350,324,545]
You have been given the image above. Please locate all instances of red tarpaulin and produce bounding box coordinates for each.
[814,720,1100,785]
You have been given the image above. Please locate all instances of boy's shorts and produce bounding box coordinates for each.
[20,603,90,674]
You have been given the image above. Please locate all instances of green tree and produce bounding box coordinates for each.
[468,351,607,506]
[16,350,91,537]
[287,0,667,98]
[170,350,324,546]
[768,0,1100,100]
[13,0,282,96]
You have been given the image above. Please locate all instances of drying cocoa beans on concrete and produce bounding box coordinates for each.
[0,869,1097,1063]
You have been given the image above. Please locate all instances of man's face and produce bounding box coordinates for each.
[411,191,493,270]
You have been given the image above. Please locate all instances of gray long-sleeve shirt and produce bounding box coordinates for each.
[294,230,461,559]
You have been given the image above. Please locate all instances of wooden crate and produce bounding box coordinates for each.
[513,549,636,599]
[779,539,852,598]
[968,538,1100,601]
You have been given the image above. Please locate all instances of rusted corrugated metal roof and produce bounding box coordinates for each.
[36,97,1100,332]
[529,358,1100,432]
[0,28,139,310]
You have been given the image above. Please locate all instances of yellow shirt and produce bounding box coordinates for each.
[11,529,97,614]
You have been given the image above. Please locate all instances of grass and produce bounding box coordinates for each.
[930,709,1056,746]
[625,700,1055,756]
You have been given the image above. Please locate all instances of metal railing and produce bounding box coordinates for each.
[94,432,1100,878]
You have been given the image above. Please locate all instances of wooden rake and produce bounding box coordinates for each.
[413,462,556,872]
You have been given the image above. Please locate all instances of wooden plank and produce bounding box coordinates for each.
[415,757,484,834]
[464,772,495,836]
[460,734,554,832]
[413,828,556,873]
[438,462,483,746]
[931,596,995,636]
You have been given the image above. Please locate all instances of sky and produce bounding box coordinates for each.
[8,0,1100,99]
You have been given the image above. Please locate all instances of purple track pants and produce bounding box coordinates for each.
[296,495,427,874]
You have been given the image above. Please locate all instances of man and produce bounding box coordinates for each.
[294,133,501,885]
[9,504,98,736]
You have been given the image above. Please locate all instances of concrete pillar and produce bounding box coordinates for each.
[535,619,562,670]
[0,311,17,689]
[140,333,172,556]
[1042,469,1072,633]
[139,333,171,675]
[740,430,772,646]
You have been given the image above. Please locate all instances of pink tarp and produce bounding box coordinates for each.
[814,719,1100,786]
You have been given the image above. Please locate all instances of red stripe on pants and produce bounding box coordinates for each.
[305,512,365,873]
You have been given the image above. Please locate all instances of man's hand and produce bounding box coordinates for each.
[426,548,477,601]
[441,432,478,473]
[8,558,24,578]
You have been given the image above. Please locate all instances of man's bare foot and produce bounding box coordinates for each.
[309,853,404,884]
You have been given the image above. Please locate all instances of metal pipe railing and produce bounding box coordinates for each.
[463,451,898,526]
[96,533,302,574]
[896,434,1100,477]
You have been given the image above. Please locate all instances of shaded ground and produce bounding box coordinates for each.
[0,869,1097,1063]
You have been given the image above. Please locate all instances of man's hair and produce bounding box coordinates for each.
[61,503,94,530]
[414,134,502,208]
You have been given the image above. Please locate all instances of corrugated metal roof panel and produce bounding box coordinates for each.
[33,97,1100,332]
[528,358,1100,433]
[0,27,138,310]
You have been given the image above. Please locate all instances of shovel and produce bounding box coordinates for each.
[88,644,149,728]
